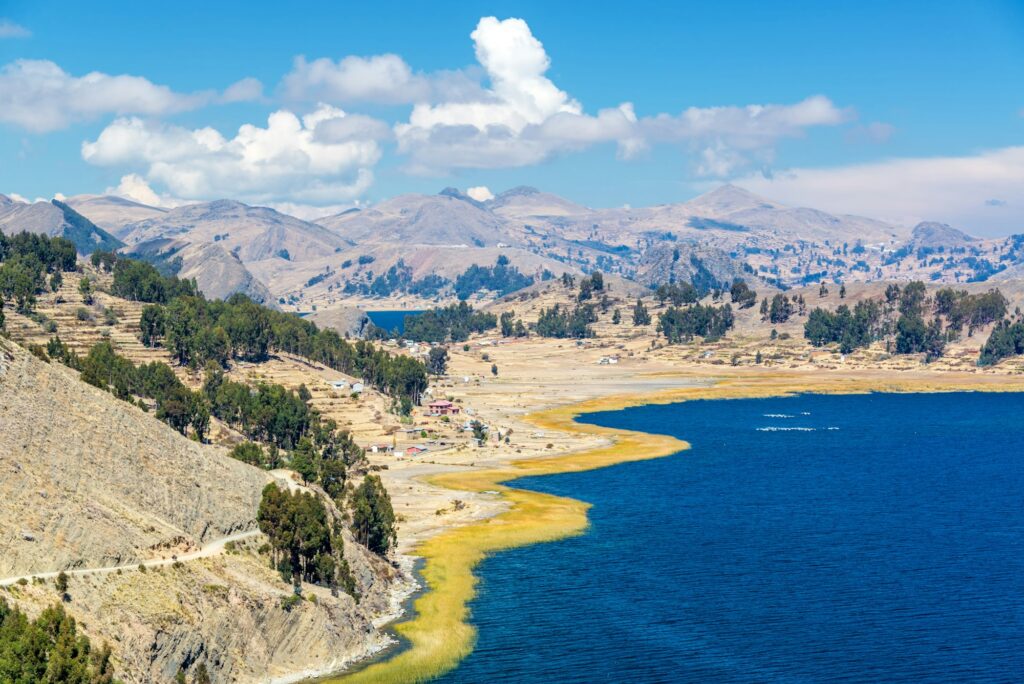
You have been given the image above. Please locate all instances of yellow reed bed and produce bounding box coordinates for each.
[333,370,1024,683]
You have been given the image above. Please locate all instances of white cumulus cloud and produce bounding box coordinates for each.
[394,17,645,172]
[466,186,494,202]
[82,104,382,204]
[220,77,264,103]
[0,59,260,133]
[735,145,1024,236]
[104,173,192,208]
[391,17,846,175]
[282,54,432,104]
[640,95,852,176]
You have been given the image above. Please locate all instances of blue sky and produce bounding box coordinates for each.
[1,0,1022,234]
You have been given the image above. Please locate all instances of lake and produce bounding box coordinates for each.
[435,392,1024,683]
[366,310,423,336]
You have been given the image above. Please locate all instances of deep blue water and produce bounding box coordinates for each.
[366,310,423,335]
[436,392,1024,683]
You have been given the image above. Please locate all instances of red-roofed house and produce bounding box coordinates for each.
[427,400,460,416]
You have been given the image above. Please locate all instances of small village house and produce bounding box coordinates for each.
[427,400,461,416]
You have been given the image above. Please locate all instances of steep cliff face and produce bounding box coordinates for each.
[0,339,411,683]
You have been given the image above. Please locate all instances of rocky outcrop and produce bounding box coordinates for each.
[306,305,371,338]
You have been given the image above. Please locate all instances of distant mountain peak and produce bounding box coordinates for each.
[495,185,542,199]
[486,186,588,219]
[202,199,248,212]
[911,221,976,246]
[438,187,486,208]
[687,184,777,214]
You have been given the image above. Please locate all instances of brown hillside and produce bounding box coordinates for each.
[0,336,271,577]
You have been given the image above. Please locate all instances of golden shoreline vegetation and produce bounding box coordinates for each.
[332,370,1024,683]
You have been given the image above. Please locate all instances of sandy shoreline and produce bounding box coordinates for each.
[324,364,1024,683]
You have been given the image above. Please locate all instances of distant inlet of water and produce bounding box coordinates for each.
[366,310,424,336]
[434,392,1024,683]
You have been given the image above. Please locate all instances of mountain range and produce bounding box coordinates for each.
[3,185,1021,311]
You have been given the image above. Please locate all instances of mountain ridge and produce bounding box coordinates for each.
[0,198,123,254]
[27,184,1020,312]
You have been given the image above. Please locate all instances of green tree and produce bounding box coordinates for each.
[78,277,93,305]
[632,299,651,326]
[290,438,319,485]
[895,314,927,354]
[258,484,339,586]
[229,441,267,467]
[427,346,448,375]
[499,311,515,337]
[471,420,488,442]
[979,319,1024,366]
[535,304,596,339]
[769,294,794,324]
[658,304,735,343]
[0,599,116,683]
[351,475,397,556]
[578,277,594,301]
[729,279,757,308]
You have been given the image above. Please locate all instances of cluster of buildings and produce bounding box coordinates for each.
[327,379,363,393]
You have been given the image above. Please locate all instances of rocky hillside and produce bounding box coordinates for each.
[0,336,270,577]
[0,337,410,683]
[0,196,123,254]
[127,238,274,305]
[117,200,350,261]
[319,190,520,247]
[66,194,168,232]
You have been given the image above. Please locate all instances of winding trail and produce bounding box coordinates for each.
[0,529,261,587]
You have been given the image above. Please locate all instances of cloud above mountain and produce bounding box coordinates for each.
[392,17,646,172]
[82,104,380,204]
[52,15,858,208]
[295,16,848,176]
[736,145,1024,236]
